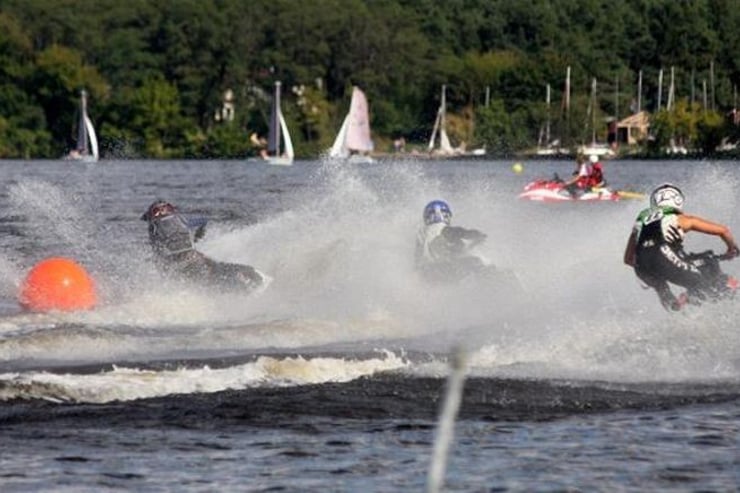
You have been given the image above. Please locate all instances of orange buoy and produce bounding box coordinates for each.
[19,257,98,312]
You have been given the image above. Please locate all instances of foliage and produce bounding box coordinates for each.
[0,0,739,158]
[695,110,726,154]
[475,99,529,156]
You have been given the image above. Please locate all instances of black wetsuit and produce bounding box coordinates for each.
[415,223,490,282]
[147,213,265,292]
[633,206,729,308]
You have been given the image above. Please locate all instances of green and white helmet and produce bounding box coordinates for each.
[650,183,684,211]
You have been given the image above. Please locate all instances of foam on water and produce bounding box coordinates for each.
[0,350,409,403]
[1,159,739,400]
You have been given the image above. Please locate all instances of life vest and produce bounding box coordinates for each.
[634,206,684,249]
[588,164,604,187]
[416,223,447,263]
[574,163,591,188]
[149,214,196,256]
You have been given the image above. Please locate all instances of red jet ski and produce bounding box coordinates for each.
[518,175,620,202]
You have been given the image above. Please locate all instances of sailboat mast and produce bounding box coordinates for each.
[614,75,619,120]
[710,60,715,111]
[545,83,551,144]
[564,66,571,148]
[591,78,597,145]
[268,81,282,155]
[77,89,89,154]
[428,84,447,151]
[441,84,447,131]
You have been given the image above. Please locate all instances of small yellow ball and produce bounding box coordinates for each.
[512,162,523,174]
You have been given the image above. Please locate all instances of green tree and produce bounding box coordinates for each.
[475,99,528,156]
[0,11,53,157]
[32,44,108,155]
[127,77,193,157]
[695,110,726,154]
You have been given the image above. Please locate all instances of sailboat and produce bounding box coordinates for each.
[328,86,375,164]
[665,66,688,155]
[536,81,569,156]
[262,81,294,166]
[536,83,560,155]
[428,84,456,156]
[66,89,99,162]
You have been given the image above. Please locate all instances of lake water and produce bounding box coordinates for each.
[1,157,740,492]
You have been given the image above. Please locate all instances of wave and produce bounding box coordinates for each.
[1,161,740,412]
[0,350,409,403]
[3,370,740,426]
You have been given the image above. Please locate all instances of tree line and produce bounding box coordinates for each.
[1,0,739,159]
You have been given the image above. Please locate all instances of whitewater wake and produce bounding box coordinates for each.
[1,159,739,404]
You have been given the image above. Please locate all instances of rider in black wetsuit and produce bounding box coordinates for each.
[623,183,739,310]
[141,200,267,293]
[415,200,490,282]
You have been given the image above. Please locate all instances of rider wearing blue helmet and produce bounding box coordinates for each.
[415,200,488,282]
[623,183,739,310]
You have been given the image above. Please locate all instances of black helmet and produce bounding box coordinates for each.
[141,200,176,221]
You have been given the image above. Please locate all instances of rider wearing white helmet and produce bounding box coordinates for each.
[562,154,592,196]
[623,183,739,310]
[415,199,488,282]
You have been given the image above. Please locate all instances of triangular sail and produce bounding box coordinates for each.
[72,89,98,162]
[428,109,441,151]
[84,114,99,160]
[329,115,350,158]
[76,90,90,155]
[279,111,294,159]
[344,87,373,152]
[329,86,373,159]
[439,127,453,153]
[428,85,454,153]
[263,81,293,165]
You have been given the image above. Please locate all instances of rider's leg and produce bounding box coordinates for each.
[636,268,682,310]
[666,248,733,299]
[208,259,265,290]
[655,245,705,290]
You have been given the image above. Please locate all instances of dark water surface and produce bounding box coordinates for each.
[1,158,740,491]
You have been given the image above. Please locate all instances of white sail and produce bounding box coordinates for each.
[278,110,294,160]
[67,89,99,162]
[264,81,294,166]
[328,86,374,162]
[428,85,454,155]
[439,127,453,153]
[329,115,350,158]
[84,114,99,160]
[344,87,373,153]
[428,108,440,151]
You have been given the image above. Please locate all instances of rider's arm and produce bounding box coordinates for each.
[443,226,486,243]
[678,214,740,257]
[623,229,637,266]
[187,217,208,242]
